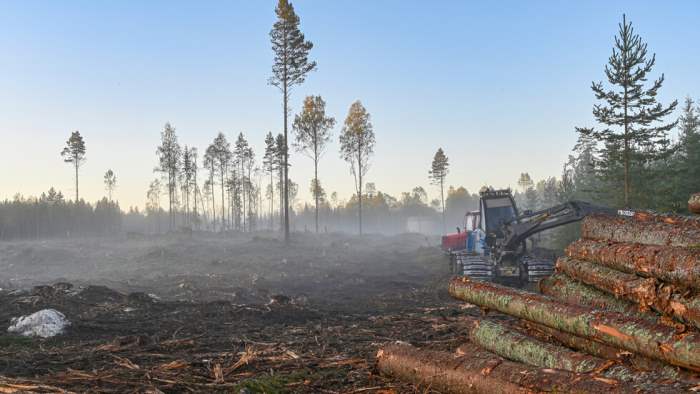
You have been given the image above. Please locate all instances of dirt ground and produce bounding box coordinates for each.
[0,232,475,393]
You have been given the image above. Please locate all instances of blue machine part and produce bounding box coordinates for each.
[466,231,475,252]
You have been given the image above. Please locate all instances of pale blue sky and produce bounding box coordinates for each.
[1,1,698,209]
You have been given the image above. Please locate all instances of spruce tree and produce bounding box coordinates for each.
[677,97,700,205]
[576,15,677,207]
[269,0,316,243]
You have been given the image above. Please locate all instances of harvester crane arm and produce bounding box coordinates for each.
[498,200,616,255]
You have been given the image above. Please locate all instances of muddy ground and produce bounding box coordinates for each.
[0,232,476,393]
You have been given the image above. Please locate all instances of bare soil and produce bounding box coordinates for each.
[0,232,473,393]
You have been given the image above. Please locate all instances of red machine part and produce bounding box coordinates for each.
[441,231,468,251]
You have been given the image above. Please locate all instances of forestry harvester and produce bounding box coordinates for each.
[441,188,617,285]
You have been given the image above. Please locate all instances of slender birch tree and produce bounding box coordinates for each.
[339,101,375,235]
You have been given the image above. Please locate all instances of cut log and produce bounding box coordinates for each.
[581,214,700,247]
[690,193,700,215]
[376,342,633,393]
[469,318,606,373]
[525,321,699,382]
[449,276,700,371]
[557,257,700,329]
[524,321,625,360]
[539,273,652,320]
[566,239,700,290]
[469,318,695,384]
[555,257,657,309]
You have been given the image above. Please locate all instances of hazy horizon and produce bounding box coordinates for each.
[3,1,699,210]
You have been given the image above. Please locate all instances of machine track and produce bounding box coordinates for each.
[451,253,493,281]
[522,256,555,283]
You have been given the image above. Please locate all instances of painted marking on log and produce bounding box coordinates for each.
[593,376,619,385]
[592,324,633,342]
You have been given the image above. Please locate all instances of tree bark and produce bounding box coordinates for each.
[524,321,696,382]
[623,84,630,207]
[283,86,290,243]
[567,239,700,290]
[241,160,246,232]
[441,177,445,233]
[357,138,363,235]
[270,171,274,230]
[539,273,651,319]
[210,169,215,230]
[557,257,700,329]
[220,168,225,231]
[75,161,79,202]
[314,152,319,233]
[377,342,640,393]
[449,277,700,371]
[468,318,606,373]
[581,214,700,247]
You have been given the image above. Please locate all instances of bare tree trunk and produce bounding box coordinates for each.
[270,171,274,230]
[242,160,246,232]
[193,164,198,228]
[210,170,215,231]
[441,177,445,233]
[279,168,284,231]
[74,161,79,202]
[357,139,363,235]
[314,154,319,233]
[623,86,629,207]
[283,86,290,243]
[220,168,225,231]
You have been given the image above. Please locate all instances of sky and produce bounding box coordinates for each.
[1,1,699,210]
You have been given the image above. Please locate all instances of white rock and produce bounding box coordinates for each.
[7,309,70,338]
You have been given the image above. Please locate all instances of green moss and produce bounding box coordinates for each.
[471,320,598,373]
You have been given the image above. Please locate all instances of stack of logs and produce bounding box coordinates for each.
[377,212,700,393]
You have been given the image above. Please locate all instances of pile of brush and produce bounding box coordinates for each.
[377,212,700,393]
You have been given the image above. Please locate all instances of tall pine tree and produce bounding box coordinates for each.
[576,15,677,208]
[61,131,86,202]
[429,148,449,232]
[269,0,316,243]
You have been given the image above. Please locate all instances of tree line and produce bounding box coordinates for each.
[3,13,699,241]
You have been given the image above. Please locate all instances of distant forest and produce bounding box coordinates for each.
[2,12,699,242]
